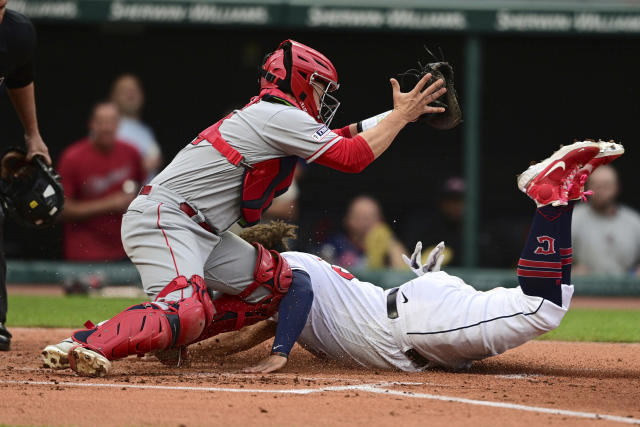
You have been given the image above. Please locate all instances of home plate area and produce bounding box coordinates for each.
[1,328,639,426]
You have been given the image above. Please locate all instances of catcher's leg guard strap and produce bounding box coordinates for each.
[72,275,215,360]
[157,275,216,346]
[193,295,268,344]
[236,243,293,300]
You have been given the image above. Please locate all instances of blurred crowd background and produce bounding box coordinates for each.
[2,0,640,281]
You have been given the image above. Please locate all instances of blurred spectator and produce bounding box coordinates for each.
[402,177,465,267]
[58,102,145,261]
[572,165,640,276]
[110,73,162,178]
[319,195,407,269]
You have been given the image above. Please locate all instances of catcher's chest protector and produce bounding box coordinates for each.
[192,88,298,227]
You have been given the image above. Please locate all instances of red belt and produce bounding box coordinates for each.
[140,185,213,233]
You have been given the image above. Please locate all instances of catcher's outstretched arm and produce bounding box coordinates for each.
[332,111,392,138]
[360,73,445,158]
[355,110,392,134]
[313,74,446,174]
[190,320,277,359]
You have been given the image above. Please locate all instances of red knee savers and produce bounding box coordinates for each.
[170,275,216,346]
[154,274,216,346]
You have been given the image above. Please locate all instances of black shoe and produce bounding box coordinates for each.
[0,322,11,351]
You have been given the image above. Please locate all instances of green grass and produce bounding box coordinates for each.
[6,295,640,343]
[537,308,640,343]
[7,295,142,328]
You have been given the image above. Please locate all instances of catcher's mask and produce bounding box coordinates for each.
[0,148,64,228]
[259,40,340,127]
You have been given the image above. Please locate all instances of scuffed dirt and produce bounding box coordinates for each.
[0,328,638,427]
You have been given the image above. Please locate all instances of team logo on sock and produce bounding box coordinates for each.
[534,236,556,255]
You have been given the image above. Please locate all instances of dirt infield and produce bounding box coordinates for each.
[1,328,639,426]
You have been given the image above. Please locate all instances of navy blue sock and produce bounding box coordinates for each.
[271,269,314,357]
[517,204,573,306]
[559,201,575,286]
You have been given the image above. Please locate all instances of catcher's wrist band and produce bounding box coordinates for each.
[356,110,392,133]
[271,351,289,359]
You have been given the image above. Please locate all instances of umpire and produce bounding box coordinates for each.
[1,0,52,350]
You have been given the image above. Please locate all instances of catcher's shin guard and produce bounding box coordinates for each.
[193,243,293,343]
[70,275,214,361]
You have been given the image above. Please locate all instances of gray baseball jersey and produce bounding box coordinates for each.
[150,100,344,232]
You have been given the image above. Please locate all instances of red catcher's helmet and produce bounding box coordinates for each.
[260,40,340,127]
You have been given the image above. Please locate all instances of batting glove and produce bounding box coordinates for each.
[402,241,446,276]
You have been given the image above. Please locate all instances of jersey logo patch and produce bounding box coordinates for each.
[312,125,330,142]
[331,265,355,281]
[534,235,556,255]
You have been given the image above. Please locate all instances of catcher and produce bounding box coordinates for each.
[42,40,459,376]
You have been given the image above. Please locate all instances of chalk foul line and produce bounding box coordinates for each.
[1,379,638,425]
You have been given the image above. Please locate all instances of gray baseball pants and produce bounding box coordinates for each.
[121,185,268,304]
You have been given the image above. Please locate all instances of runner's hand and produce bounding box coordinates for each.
[402,241,445,276]
[242,354,287,374]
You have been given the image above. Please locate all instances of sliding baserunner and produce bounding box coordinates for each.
[186,140,623,371]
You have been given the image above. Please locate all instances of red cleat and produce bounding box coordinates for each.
[567,141,625,202]
[517,141,600,207]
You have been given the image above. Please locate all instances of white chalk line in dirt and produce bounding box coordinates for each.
[0,379,395,395]
[357,386,640,425]
[2,379,638,425]
[8,368,429,385]
[495,374,543,380]
[0,380,418,392]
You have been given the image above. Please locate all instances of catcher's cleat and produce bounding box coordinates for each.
[517,141,600,207]
[567,141,625,201]
[41,338,76,369]
[68,346,112,377]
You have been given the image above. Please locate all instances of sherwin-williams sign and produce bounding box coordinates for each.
[9,0,640,35]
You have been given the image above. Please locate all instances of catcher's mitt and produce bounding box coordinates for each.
[399,48,462,130]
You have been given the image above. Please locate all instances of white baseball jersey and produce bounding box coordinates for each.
[149,100,343,232]
[282,252,574,372]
